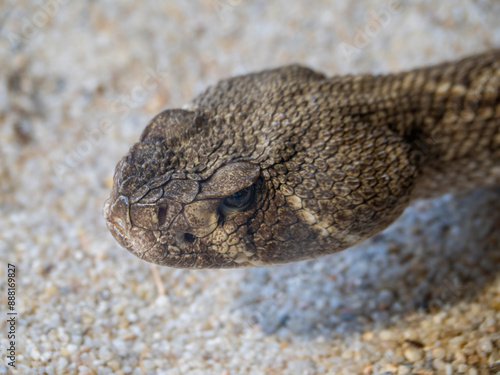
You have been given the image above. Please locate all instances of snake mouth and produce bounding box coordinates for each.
[105,216,132,250]
[108,218,126,238]
[103,197,134,250]
[103,199,126,233]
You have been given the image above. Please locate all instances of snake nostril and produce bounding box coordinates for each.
[184,233,196,243]
[158,205,167,227]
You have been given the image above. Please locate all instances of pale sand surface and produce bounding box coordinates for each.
[1,1,500,374]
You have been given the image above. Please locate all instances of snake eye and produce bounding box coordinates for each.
[221,185,255,211]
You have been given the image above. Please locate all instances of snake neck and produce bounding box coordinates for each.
[371,50,500,199]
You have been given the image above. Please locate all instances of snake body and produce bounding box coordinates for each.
[104,50,500,269]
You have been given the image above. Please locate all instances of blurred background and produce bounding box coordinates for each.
[1,0,500,374]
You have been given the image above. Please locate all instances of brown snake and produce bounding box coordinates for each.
[104,50,500,269]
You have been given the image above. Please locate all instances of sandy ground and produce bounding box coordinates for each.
[1,0,500,374]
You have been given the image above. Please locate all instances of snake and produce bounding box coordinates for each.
[103,50,500,269]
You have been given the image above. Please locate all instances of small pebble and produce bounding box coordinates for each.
[404,347,424,362]
[432,347,446,360]
[397,365,411,374]
[30,349,41,361]
[380,330,397,341]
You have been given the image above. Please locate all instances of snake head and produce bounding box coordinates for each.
[104,109,269,268]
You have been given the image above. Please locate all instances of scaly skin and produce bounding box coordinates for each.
[104,50,500,269]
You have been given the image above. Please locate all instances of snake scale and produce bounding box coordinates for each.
[104,50,500,269]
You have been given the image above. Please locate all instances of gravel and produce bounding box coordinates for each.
[1,0,500,374]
